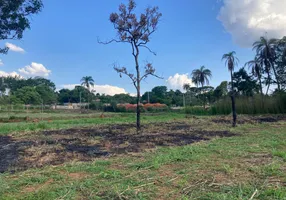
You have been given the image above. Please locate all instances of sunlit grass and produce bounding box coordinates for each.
[0,114,285,199]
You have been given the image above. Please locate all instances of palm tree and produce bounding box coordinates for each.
[279,37,286,63]
[183,83,190,92]
[191,66,212,88]
[80,76,95,109]
[245,57,263,95]
[81,76,95,90]
[191,66,212,108]
[253,36,280,91]
[222,51,239,127]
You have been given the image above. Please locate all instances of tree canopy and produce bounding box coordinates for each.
[0,0,43,54]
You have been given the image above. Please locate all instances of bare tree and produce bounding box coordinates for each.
[99,0,162,132]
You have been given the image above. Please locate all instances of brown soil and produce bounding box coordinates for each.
[212,115,286,124]
[22,179,53,193]
[0,122,236,173]
[68,172,89,180]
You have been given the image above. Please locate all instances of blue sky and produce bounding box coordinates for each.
[1,0,285,95]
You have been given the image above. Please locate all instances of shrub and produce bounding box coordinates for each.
[211,93,286,115]
[185,106,210,115]
[89,102,104,111]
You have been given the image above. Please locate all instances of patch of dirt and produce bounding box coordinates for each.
[68,172,89,180]
[212,115,286,124]
[0,122,235,173]
[266,177,286,187]
[22,179,53,193]
[243,153,273,165]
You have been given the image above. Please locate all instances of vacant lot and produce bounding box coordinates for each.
[0,113,285,199]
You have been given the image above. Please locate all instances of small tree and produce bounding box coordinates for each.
[81,76,95,109]
[0,0,43,54]
[99,0,162,131]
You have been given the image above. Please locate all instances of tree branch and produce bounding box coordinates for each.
[97,37,130,45]
[139,45,156,56]
[139,63,163,82]
[114,65,138,90]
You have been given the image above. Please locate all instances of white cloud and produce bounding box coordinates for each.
[5,42,25,53]
[61,84,131,96]
[166,73,194,91]
[0,60,3,66]
[0,70,22,78]
[218,0,286,47]
[19,62,51,77]
[129,93,137,97]
[60,84,79,90]
[93,85,129,96]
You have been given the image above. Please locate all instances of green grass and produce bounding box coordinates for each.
[0,114,285,199]
[0,111,117,120]
[0,112,185,135]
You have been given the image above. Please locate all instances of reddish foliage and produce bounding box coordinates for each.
[117,103,167,111]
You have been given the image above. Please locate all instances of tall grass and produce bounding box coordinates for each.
[186,93,286,115]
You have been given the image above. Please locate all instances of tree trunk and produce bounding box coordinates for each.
[271,62,281,91]
[135,44,141,132]
[230,71,237,127]
[265,72,271,95]
[266,84,270,96]
[136,88,141,132]
[203,94,206,109]
[258,75,264,109]
[258,76,263,95]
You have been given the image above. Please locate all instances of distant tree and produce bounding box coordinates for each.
[276,37,286,90]
[81,76,95,109]
[253,37,280,91]
[191,66,212,108]
[191,66,212,88]
[279,36,286,65]
[152,86,167,98]
[0,0,43,54]
[245,57,263,96]
[58,89,71,104]
[99,0,162,132]
[183,83,191,92]
[81,76,95,90]
[232,68,259,96]
[57,86,93,104]
[152,86,173,105]
[36,85,57,105]
[0,78,6,95]
[200,86,215,105]
[2,76,56,94]
[213,81,228,100]
[73,86,92,104]
[222,51,239,127]
[12,86,41,105]
[31,77,56,91]
[113,93,136,104]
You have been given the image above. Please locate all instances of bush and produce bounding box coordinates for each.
[185,106,210,115]
[145,104,169,112]
[89,102,104,111]
[185,93,286,115]
[211,93,286,115]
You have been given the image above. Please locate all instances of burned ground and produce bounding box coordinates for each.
[0,122,235,173]
[211,115,286,124]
